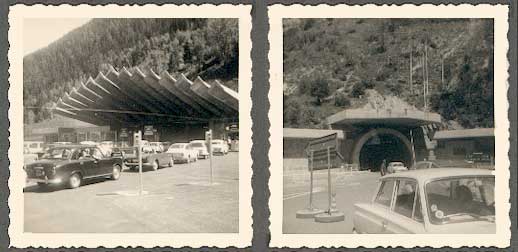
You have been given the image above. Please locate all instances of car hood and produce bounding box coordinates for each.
[426,220,496,234]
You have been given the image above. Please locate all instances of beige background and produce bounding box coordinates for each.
[268,4,510,248]
[8,4,253,248]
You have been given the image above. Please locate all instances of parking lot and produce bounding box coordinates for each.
[24,152,239,233]
[283,170,379,234]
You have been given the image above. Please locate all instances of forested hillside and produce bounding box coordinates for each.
[24,18,238,124]
[283,19,494,129]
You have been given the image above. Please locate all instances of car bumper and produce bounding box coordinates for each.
[28,177,63,184]
[125,162,153,168]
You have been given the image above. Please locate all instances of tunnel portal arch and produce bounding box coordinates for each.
[351,128,414,171]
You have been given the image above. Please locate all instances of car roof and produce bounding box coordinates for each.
[381,168,493,182]
[190,140,205,143]
[50,144,98,148]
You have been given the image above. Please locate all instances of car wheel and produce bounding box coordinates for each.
[352,228,358,234]
[152,160,159,171]
[168,157,174,167]
[68,173,82,189]
[111,165,122,180]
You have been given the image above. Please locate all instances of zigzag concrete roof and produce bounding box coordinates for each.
[54,66,239,127]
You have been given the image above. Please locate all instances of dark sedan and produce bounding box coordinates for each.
[24,145,123,189]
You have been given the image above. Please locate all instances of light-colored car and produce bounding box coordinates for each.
[167,143,198,163]
[353,168,495,234]
[149,142,165,153]
[211,139,229,155]
[24,141,45,155]
[23,147,38,164]
[189,140,209,159]
[387,161,408,174]
[412,161,440,170]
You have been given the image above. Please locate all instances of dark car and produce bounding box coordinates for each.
[24,145,123,189]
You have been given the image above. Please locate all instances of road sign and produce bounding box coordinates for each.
[297,132,345,222]
[306,133,342,171]
[120,128,128,138]
[144,125,154,136]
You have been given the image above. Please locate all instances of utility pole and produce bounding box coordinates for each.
[422,49,426,111]
[409,42,413,94]
[441,56,445,90]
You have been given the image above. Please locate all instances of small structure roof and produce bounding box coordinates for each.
[326,108,442,127]
[283,128,344,139]
[433,128,494,140]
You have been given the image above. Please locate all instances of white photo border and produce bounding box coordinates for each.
[268,4,510,248]
[8,4,252,248]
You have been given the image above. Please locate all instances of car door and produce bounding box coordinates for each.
[92,147,113,175]
[355,179,396,233]
[384,179,427,233]
[76,147,98,177]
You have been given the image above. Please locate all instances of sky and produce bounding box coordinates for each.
[23,18,92,56]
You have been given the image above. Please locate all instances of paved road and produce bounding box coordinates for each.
[24,152,239,233]
[283,171,380,234]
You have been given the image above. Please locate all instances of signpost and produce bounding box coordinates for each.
[296,133,345,222]
[134,131,144,195]
[205,129,213,184]
[144,125,154,136]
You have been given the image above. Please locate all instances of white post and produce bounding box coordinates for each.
[137,130,143,195]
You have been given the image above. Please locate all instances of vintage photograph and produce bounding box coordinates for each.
[9,4,252,248]
[269,4,510,248]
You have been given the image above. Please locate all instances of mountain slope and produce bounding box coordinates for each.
[23,18,238,124]
[283,18,494,129]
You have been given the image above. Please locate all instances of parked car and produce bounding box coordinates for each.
[353,168,495,233]
[24,145,123,189]
[189,140,209,159]
[23,147,38,164]
[24,141,45,155]
[120,146,173,171]
[387,161,408,174]
[149,142,165,152]
[211,139,229,155]
[412,161,440,170]
[167,143,198,163]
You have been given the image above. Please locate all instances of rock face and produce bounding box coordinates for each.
[362,89,417,111]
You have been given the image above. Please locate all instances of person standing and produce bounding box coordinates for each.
[380,159,387,176]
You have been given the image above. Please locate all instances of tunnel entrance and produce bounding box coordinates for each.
[352,128,414,171]
[359,134,412,171]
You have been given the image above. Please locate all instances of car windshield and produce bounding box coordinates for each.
[170,144,185,149]
[42,147,74,159]
[392,163,404,167]
[426,176,495,225]
[190,143,204,147]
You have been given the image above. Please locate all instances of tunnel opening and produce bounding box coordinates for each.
[358,133,413,171]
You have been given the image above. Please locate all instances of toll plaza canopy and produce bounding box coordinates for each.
[53,66,239,127]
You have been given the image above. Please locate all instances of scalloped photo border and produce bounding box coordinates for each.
[268,4,511,248]
[7,4,252,248]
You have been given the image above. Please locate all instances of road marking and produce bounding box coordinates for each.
[283,187,324,200]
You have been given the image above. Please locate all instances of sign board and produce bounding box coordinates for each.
[133,131,141,146]
[306,133,342,170]
[227,124,239,132]
[144,125,154,136]
[120,128,128,138]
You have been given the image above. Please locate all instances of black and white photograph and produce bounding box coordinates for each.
[269,4,510,248]
[8,4,252,248]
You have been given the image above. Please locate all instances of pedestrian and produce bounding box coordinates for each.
[380,159,387,176]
